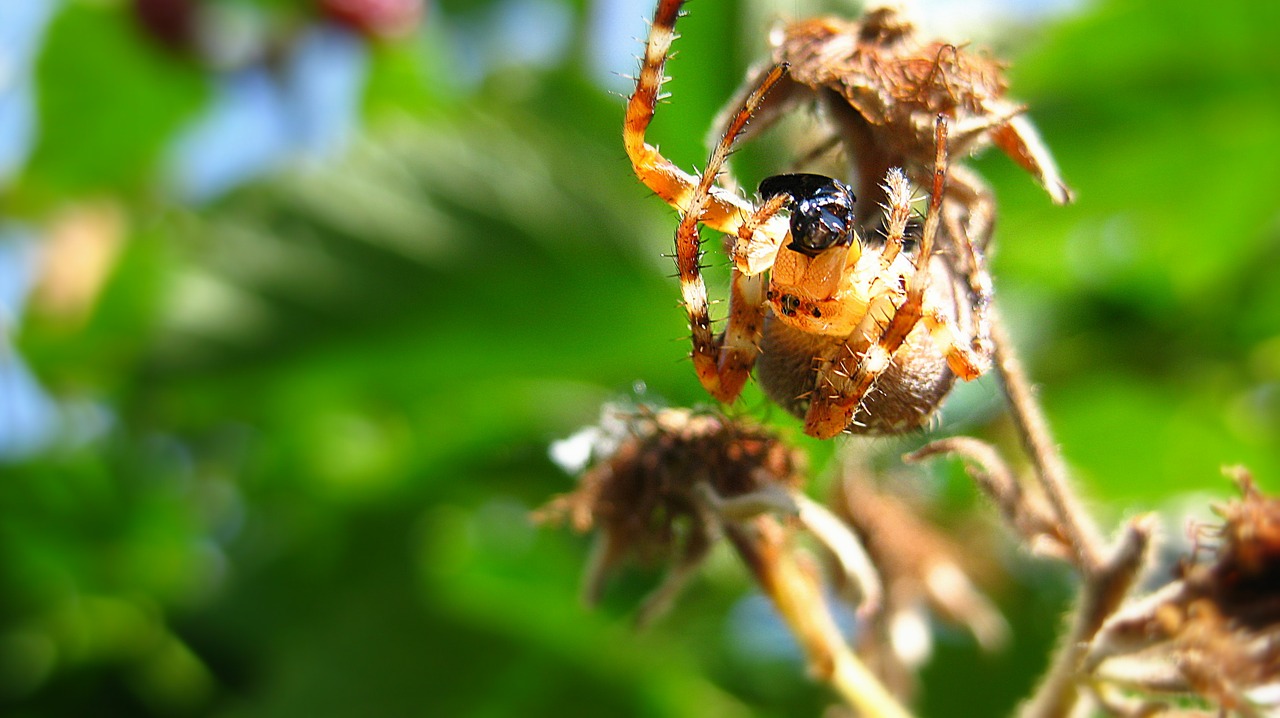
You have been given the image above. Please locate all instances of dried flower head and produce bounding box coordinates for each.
[1185,468,1280,622]
[753,3,1072,223]
[540,404,907,715]
[536,405,806,621]
[1088,469,1280,715]
[1165,469,1280,710]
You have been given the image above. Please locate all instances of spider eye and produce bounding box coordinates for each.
[758,173,856,257]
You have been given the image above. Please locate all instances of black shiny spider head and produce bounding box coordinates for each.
[758,173,857,257]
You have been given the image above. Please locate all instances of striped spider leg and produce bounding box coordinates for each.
[624,0,791,403]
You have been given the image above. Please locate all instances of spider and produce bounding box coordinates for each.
[624,0,1007,440]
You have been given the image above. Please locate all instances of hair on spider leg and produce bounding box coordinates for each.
[665,332,693,346]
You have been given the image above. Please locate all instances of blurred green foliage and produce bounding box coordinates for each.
[26,2,206,201]
[0,0,1277,716]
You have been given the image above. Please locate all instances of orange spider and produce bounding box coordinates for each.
[624,0,1017,439]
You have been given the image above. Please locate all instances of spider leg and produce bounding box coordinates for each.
[677,65,789,402]
[876,167,914,272]
[940,164,996,251]
[939,191,995,374]
[704,60,803,195]
[625,0,789,252]
[990,113,1074,205]
[805,115,988,439]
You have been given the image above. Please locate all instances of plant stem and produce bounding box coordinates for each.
[725,518,914,718]
[1019,519,1151,718]
[988,305,1158,717]
[990,307,1105,573]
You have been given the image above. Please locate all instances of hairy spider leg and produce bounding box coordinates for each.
[675,63,790,402]
[703,61,805,195]
[805,116,989,439]
[877,168,914,272]
[624,0,789,247]
[939,190,995,370]
[623,0,794,402]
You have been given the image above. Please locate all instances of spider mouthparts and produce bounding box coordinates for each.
[760,174,857,256]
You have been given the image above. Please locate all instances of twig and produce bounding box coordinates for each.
[906,436,1070,561]
[906,431,1153,717]
[1084,580,1192,671]
[698,482,884,616]
[990,307,1106,573]
[976,306,1157,717]
[1019,517,1153,718]
[724,517,914,718]
[794,490,885,618]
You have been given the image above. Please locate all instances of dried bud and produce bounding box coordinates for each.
[1091,469,1280,713]
[1161,470,1280,709]
[536,405,806,617]
[770,5,1072,207]
[1188,468,1280,618]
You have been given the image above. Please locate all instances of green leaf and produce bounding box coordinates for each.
[24,2,207,202]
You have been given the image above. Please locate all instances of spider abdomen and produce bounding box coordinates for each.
[756,255,972,435]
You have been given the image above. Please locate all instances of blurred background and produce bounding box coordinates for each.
[0,0,1276,715]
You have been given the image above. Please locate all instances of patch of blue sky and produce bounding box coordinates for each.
[487,0,573,70]
[167,25,369,203]
[586,0,650,95]
[166,68,293,202]
[0,227,59,459]
[0,352,63,459]
[725,588,861,664]
[0,0,61,184]
[447,0,574,88]
[281,24,368,159]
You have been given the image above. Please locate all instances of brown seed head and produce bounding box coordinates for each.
[538,405,806,568]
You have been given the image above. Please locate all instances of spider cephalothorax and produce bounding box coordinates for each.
[624,0,1064,438]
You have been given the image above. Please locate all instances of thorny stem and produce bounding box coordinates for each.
[907,439,1153,718]
[906,437,1070,561]
[1083,581,1191,672]
[724,517,914,718]
[707,483,884,616]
